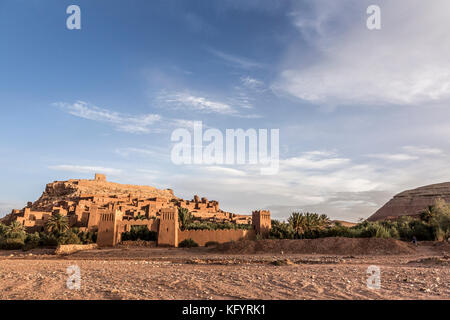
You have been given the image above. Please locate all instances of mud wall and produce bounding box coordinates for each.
[178,229,256,246]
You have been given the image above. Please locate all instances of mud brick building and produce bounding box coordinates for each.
[2,174,271,247]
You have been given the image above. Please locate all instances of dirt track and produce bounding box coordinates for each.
[0,239,448,300]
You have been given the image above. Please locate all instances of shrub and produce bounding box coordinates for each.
[0,238,24,250]
[184,221,251,231]
[40,233,58,247]
[205,241,219,247]
[0,222,7,236]
[57,230,81,245]
[77,231,97,244]
[178,238,199,248]
[121,226,157,241]
[23,232,41,251]
[270,220,295,239]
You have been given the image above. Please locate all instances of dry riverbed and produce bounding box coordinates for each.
[0,241,448,300]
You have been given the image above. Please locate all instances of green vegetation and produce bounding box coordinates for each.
[0,215,98,250]
[178,238,199,248]
[184,221,252,230]
[287,212,330,238]
[178,207,193,231]
[121,225,157,241]
[134,214,146,221]
[205,241,219,247]
[45,213,69,235]
[270,200,450,241]
[178,207,251,231]
[0,221,26,249]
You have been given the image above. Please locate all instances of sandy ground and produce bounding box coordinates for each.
[0,242,448,300]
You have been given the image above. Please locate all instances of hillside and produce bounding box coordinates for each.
[30,175,176,212]
[368,182,450,221]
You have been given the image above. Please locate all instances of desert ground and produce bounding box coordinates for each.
[0,238,448,300]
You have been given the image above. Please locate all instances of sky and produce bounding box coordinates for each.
[1,0,450,222]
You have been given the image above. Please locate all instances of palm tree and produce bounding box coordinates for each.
[0,222,7,236]
[420,205,435,222]
[5,221,26,239]
[46,213,69,235]
[288,212,331,237]
[178,207,192,230]
[288,212,306,237]
[319,214,331,227]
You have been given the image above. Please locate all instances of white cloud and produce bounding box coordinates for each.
[207,47,264,69]
[115,148,156,158]
[160,91,237,115]
[366,153,419,162]
[275,0,450,106]
[54,101,161,133]
[402,146,443,156]
[240,76,264,89]
[49,165,122,175]
[158,91,261,118]
[282,151,350,169]
[203,166,247,177]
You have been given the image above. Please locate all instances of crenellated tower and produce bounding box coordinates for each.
[252,210,271,238]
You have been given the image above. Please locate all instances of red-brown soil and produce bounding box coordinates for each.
[214,238,416,255]
[0,238,448,300]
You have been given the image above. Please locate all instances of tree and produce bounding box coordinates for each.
[270,220,295,239]
[57,230,81,245]
[5,221,26,240]
[420,205,436,223]
[45,213,69,236]
[288,212,306,237]
[0,222,7,236]
[288,212,331,238]
[178,207,192,230]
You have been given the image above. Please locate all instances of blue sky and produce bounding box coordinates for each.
[2,0,450,221]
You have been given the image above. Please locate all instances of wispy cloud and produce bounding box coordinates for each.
[54,101,161,133]
[48,165,123,175]
[160,91,237,115]
[207,47,263,69]
[366,153,419,162]
[54,100,209,134]
[281,151,350,169]
[157,91,261,118]
[402,146,443,156]
[203,166,247,177]
[275,0,450,107]
[240,76,264,89]
[115,147,156,158]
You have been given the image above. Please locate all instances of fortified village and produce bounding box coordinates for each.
[0,174,271,247]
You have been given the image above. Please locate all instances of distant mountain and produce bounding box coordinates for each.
[368,182,450,221]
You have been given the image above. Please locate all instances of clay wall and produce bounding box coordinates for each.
[157,208,178,247]
[178,228,255,246]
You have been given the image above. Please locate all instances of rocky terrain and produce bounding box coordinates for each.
[368,182,450,221]
[31,178,176,212]
[0,239,448,300]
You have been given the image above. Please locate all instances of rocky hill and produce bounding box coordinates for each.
[368,182,450,221]
[31,174,176,212]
